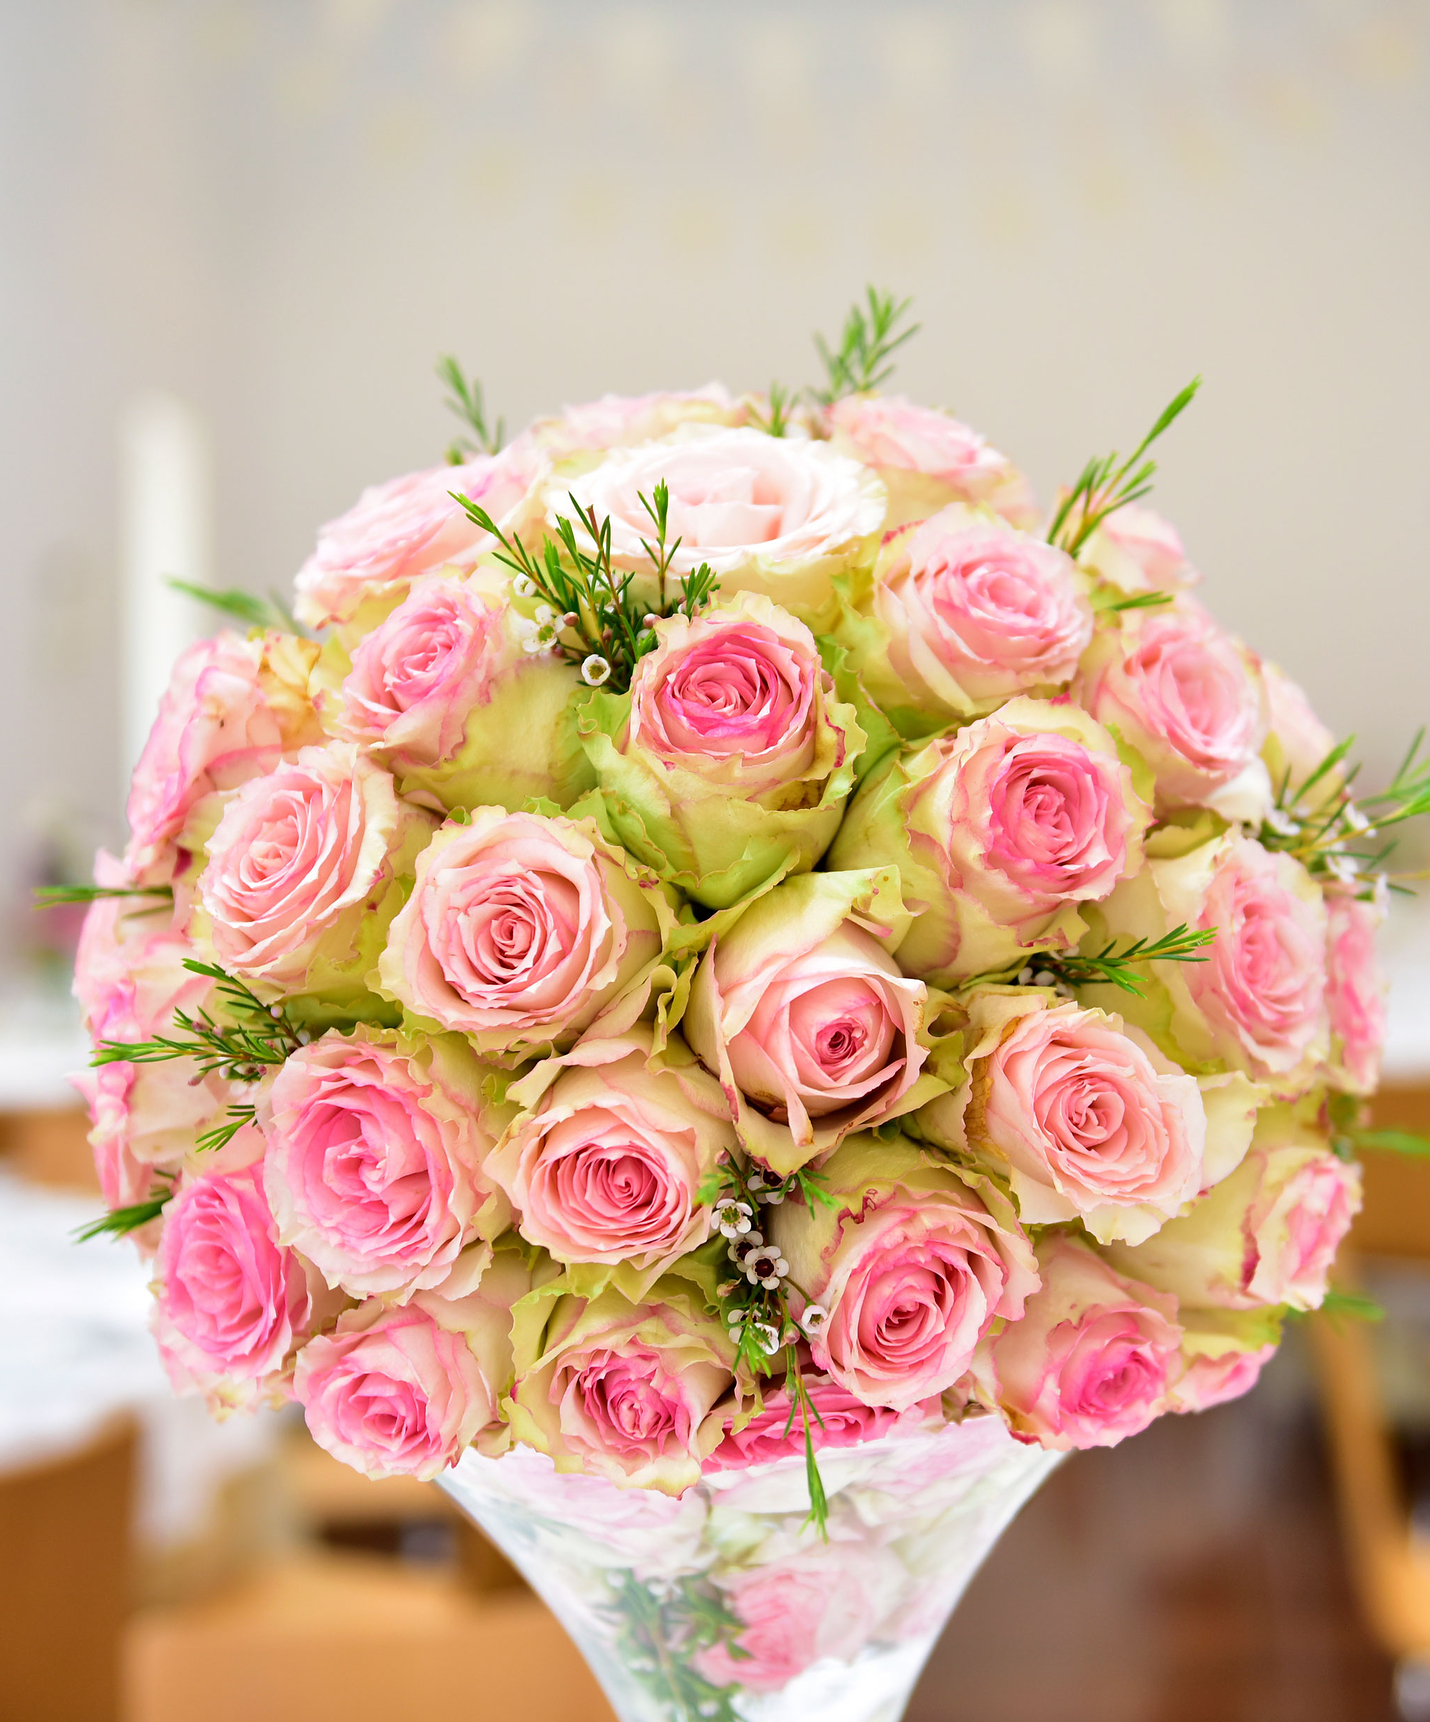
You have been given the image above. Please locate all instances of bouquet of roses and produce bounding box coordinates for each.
[64,291,1419,1528]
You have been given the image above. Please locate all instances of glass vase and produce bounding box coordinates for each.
[438,1416,1061,1722]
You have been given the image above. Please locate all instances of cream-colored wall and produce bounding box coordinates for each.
[2,0,1428,958]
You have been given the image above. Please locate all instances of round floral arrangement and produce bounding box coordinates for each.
[71,293,1411,1526]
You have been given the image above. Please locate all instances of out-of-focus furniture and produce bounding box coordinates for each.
[0,1416,137,1722]
[0,1103,96,1192]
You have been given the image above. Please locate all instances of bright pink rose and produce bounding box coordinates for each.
[335,574,506,767]
[199,742,435,995]
[1075,605,1266,810]
[123,632,322,883]
[694,1544,897,1692]
[263,1027,509,1298]
[293,445,542,629]
[851,505,1093,718]
[704,1374,937,1470]
[992,1235,1182,1451]
[529,385,742,456]
[377,809,668,1062]
[1080,504,1195,593]
[825,393,1037,528]
[154,1160,325,1411]
[1107,1113,1363,1312]
[488,1031,733,1285]
[294,1296,500,1480]
[829,697,1149,984]
[770,1136,1039,1411]
[1325,892,1385,1095]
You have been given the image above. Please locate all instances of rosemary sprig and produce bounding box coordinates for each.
[607,1572,745,1722]
[1089,588,1175,614]
[166,579,298,634]
[75,1186,173,1242]
[1047,378,1201,557]
[34,884,173,907]
[436,355,504,461]
[94,959,305,1084]
[748,381,794,437]
[961,925,1217,998]
[812,287,921,404]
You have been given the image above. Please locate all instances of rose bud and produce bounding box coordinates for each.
[578,591,865,908]
[262,1026,512,1299]
[683,868,947,1173]
[1093,831,1328,1096]
[824,394,1037,530]
[560,426,886,630]
[991,1234,1183,1451]
[293,442,546,634]
[123,630,324,886]
[1324,890,1385,1097]
[766,1132,1039,1411]
[833,505,1093,725]
[1105,1107,1362,1312]
[326,567,594,814]
[487,1028,735,1297]
[1074,600,1268,815]
[294,1245,535,1480]
[196,741,436,1001]
[508,1284,734,1494]
[919,990,1266,1247]
[1167,1307,1282,1414]
[828,696,1150,985]
[527,385,744,458]
[377,808,673,1063]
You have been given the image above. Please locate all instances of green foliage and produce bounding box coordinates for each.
[1349,1128,1430,1159]
[436,355,504,460]
[75,1189,172,1243]
[1089,589,1175,614]
[34,884,173,907]
[1047,378,1201,556]
[93,959,304,1085]
[813,287,921,404]
[607,1571,747,1722]
[748,381,794,437]
[1317,1288,1386,1325]
[962,924,1216,998]
[166,579,297,634]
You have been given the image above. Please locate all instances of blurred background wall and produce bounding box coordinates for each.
[1,0,1428,973]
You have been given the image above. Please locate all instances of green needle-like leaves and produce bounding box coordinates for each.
[436,355,504,460]
[813,287,921,404]
[1048,378,1201,556]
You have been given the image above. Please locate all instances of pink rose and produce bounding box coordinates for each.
[839,505,1093,722]
[684,870,940,1173]
[693,1544,896,1692]
[293,444,543,630]
[705,1373,937,1471]
[562,426,886,626]
[1075,604,1266,810]
[829,696,1149,984]
[122,632,323,884]
[262,1027,510,1299]
[1168,1310,1281,1414]
[1079,504,1196,593]
[579,591,865,907]
[825,393,1037,529]
[993,1235,1182,1451]
[1107,1109,1362,1311]
[926,992,1206,1246]
[770,1135,1039,1411]
[509,1287,733,1494]
[294,1287,508,1481]
[378,808,670,1062]
[529,385,743,457]
[153,1157,327,1411]
[488,1030,734,1289]
[1260,660,1338,793]
[1325,892,1385,1095]
[198,741,436,997]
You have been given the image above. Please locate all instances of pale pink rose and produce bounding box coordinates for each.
[1107,1113,1363,1312]
[1260,660,1337,793]
[293,444,544,630]
[294,1295,501,1480]
[704,1374,938,1471]
[684,871,937,1172]
[74,1065,159,1211]
[958,997,1206,1245]
[74,1060,225,1217]
[693,1544,896,1692]
[828,697,1149,984]
[334,574,507,768]
[1075,605,1266,810]
[123,632,322,883]
[561,426,885,624]
[199,742,435,995]
[1079,504,1196,593]
[529,385,743,457]
[509,1288,733,1494]
[488,1031,733,1285]
[992,1235,1182,1451]
[825,393,1037,528]
[153,1161,326,1411]
[1170,1343,1276,1413]
[770,1136,1040,1411]
[262,1027,509,1299]
[849,505,1093,719]
[73,872,210,1046]
[1325,893,1385,1096]
[377,808,668,1062]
